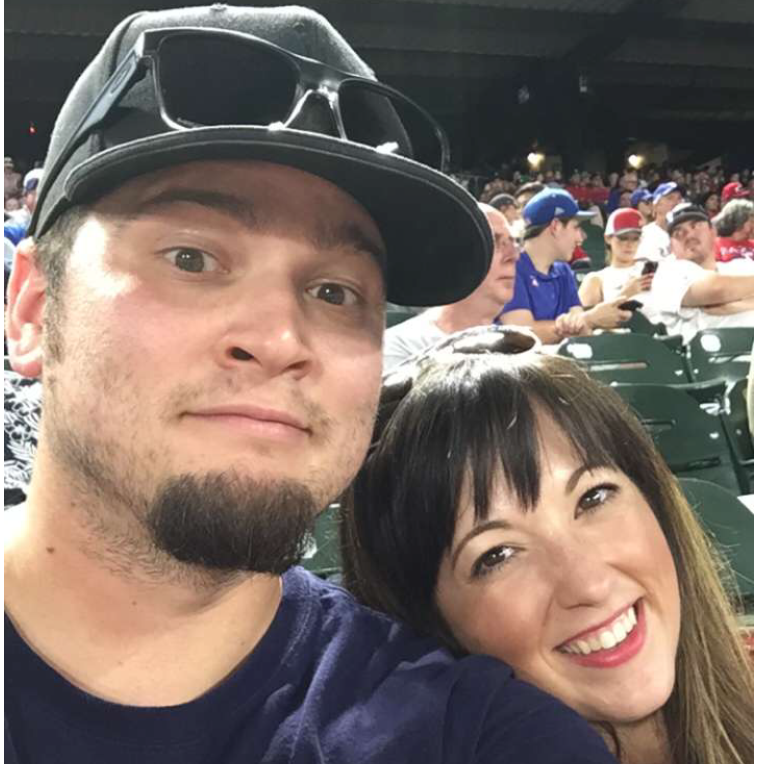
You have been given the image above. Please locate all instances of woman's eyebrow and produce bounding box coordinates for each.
[451,520,513,572]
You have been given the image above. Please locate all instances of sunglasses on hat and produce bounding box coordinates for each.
[43,26,450,211]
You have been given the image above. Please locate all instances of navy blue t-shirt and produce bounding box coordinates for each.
[501,251,581,321]
[5,567,615,763]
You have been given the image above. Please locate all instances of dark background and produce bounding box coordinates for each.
[5,0,754,174]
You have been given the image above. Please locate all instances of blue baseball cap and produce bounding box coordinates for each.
[630,188,652,207]
[522,187,595,227]
[652,182,682,202]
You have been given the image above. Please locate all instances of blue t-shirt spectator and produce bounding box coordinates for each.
[500,250,581,320]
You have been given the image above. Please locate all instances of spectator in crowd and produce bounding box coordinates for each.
[636,181,683,261]
[4,157,22,197]
[515,181,545,210]
[650,203,754,342]
[606,171,638,213]
[488,192,524,241]
[721,180,750,208]
[4,168,44,246]
[578,208,656,317]
[4,7,621,764]
[697,190,721,217]
[498,188,632,344]
[587,173,610,206]
[384,205,523,371]
[5,196,21,212]
[630,188,653,222]
[712,199,754,262]
[342,326,753,764]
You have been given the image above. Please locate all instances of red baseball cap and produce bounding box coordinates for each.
[605,208,645,237]
[721,181,750,203]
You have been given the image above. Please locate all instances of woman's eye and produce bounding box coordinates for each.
[472,546,515,579]
[578,484,618,514]
[307,283,360,306]
[164,248,218,273]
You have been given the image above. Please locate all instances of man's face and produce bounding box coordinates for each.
[655,191,683,219]
[637,200,653,219]
[552,218,583,261]
[670,219,715,265]
[500,203,520,223]
[34,160,386,573]
[480,208,519,306]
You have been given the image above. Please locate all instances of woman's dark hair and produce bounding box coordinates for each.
[341,334,752,763]
[342,351,668,648]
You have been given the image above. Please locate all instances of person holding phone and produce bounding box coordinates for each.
[579,209,659,323]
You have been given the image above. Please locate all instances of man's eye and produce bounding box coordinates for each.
[307,283,360,306]
[578,484,619,514]
[164,248,218,273]
[472,546,515,579]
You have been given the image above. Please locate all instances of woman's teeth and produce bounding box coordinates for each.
[560,606,637,655]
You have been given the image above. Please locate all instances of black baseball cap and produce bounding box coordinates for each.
[666,202,710,235]
[29,5,492,307]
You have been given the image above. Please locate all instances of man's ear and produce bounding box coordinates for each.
[6,238,48,378]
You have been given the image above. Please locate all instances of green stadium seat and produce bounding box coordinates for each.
[686,327,754,386]
[301,504,341,579]
[678,477,753,605]
[579,220,606,270]
[613,384,743,494]
[719,378,754,494]
[558,333,691,385]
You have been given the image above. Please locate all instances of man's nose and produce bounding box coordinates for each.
[216,289,315,380]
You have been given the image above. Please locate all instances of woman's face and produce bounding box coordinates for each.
[608,232,641,265]
[704,194,720,214]
[436,415,681,725]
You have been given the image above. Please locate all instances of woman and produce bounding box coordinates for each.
[578,208,653,311]
[342,325,753,764]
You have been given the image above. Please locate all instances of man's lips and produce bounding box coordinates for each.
[185,405,311,435]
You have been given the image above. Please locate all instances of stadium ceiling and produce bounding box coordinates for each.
[5,0,753,159]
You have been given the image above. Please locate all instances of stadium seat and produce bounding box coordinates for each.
[613,384,742,494]
[623,310,666,337]
[301,503,341,578]
[678,477,753,605]
[719,377,754,494]
[558,333,690,385]
[686,327,754,386]
[579,220,606,269]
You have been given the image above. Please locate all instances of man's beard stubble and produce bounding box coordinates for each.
[43,374,328,585]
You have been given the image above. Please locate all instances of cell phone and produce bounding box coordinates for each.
[642,261,658,275]
[620,299,643,312]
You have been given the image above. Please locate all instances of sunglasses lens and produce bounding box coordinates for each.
[339,81,445,170]
[158,34,298,127]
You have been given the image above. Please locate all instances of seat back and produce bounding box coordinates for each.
[678,477,753,602]
[558,333,690,385]
[301,503,342,578]
[579,220,607,269]
[687,327,754,385]
[613,384,742,494]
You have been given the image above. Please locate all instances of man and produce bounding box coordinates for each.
[384,204,524,371]
[4,156,22,198]
[4,168,43,247]
[631,187,653,222]
[4,6,614,764]
[651,202,754,343]
[498,187,633,344]
[713,199,754,262]
[515,180,545,210]
[635,181,683,261]
[488,191,524,241]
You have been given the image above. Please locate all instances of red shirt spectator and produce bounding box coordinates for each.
[716,237,753,262]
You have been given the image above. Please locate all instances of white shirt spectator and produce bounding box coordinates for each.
[651,256,754,343]
[383,312,446,372]
[636,222,671,261]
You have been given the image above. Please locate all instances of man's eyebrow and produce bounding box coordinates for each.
[451,520,513,572]
[123,188,386,262]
